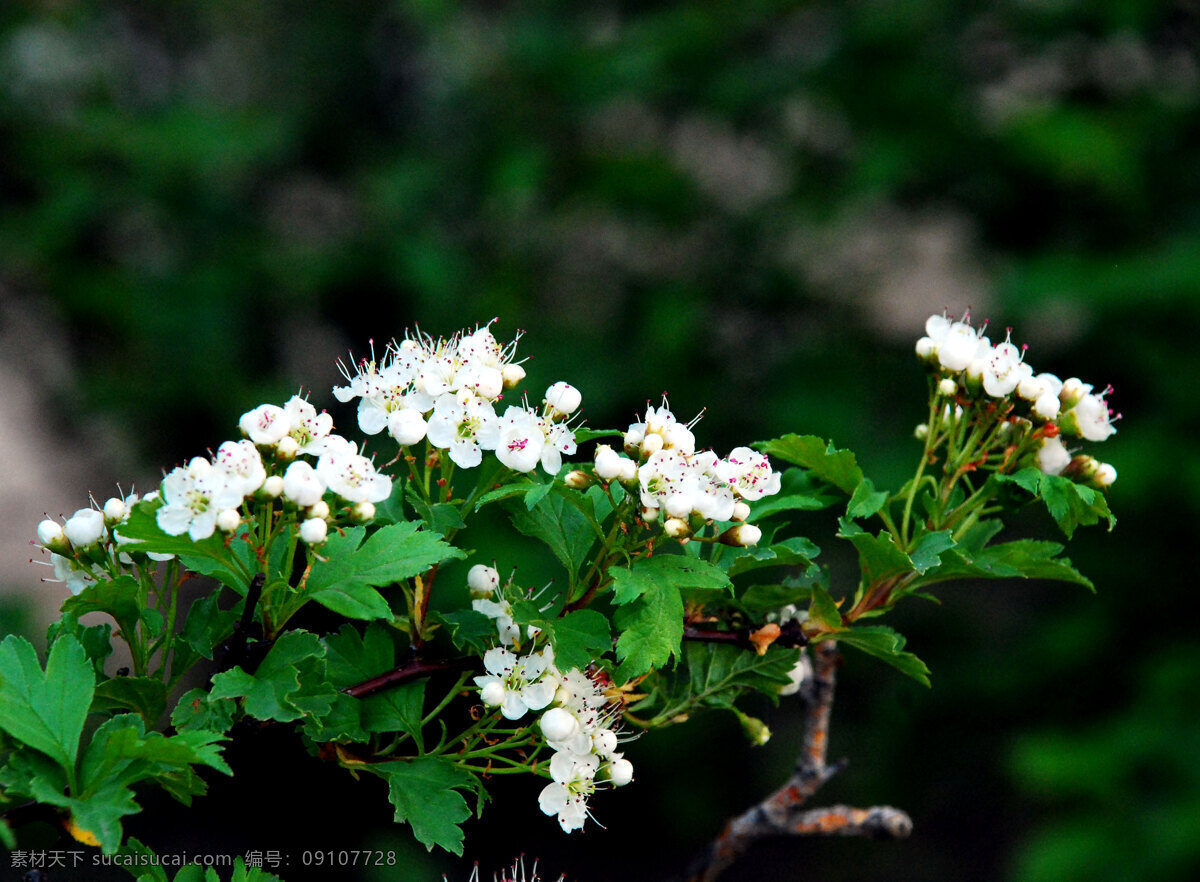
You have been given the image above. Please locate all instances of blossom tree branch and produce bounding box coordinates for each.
[683,642,913,882]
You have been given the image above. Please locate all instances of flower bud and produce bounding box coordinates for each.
[1017,374,1045,402]
[732,501,751,522]
[275,435,300,460]
[540,707,580,742]
[263,475,285,498]
[735,709,772,746]
[102,497,127,523]
[544,381,582,417]
[64,509,105,548]
[719,524,762,547]
[913,423,929,441]
[915,335,938,362]
[480,680,506,707]
[1059,377,1092,409]
[309,500,330,520]
[1036,436,1072,476]
[608,757,634,787]
[239,403,289,446]
[641,506,659,523]
[216,509,241,533]
[618,458,638,482]
[623,427,644,457]
[299,517,328,545]
[283,461,325,507]
[664,517,691,539]
[564,470,592,489]
[467,564,500,598]
[592,728,618,757]
[351,501,376,523]
[594,445,626,481]
[501,363,526,389]
[937,378,957,397]
[388,409,428,447]
[1094,462,1117,487]
[37,519,67,550]
[641,432,664,457]
[1032,392,1060,421]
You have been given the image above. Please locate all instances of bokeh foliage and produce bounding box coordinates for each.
[2,0,1198,879]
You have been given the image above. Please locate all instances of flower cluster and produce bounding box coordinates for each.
[156,394,390,546]
[36,491,171,595]
[916,312,1119,486]
[470,575,633,833]
[593,401,781,542]
[332,323,581,474]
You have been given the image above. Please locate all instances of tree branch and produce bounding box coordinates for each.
[343,656,474,699]
[683,642,912,882]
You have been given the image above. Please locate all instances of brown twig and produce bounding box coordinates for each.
[343,656,474,699]
[684,642,912,882]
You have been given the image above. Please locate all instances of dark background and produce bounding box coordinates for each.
[2,1,1198,880]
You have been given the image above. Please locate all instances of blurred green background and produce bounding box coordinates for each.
[1,0,1197,880]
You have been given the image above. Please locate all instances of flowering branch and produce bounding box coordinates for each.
[683,643,912,882]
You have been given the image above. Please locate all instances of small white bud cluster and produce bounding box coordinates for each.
[916,312,1120,487]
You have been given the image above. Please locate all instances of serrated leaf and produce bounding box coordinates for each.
[837,521,914,587]
[210,630,334,723]
[374,757,475,854]
[92,677,167,726]
[747,468,840,520]
[118,501,251,593]
[435,609,498,655]
[170,688,236,734]
[507,492,596,577]
[610,554,731,605]
[996,470,1116,538]
[175,592,239,666]
[404,492,467,534]
[61,576,143,642]
[524,480,554,509]
[542,610,611,671]
[909,530,956,574]
[723,537,819,577]
[919,539,1094,591]
[684,642,797,706]
[0,634,94,774]
[847,478,888,519]
[474,482,537,508]
[808,583,843,630]
[739,582,816,615]
[46,615,113,676]
[835,626,930,686]
[304,522,465,620]
[614,579,685,682]
[323,624,425,738]
[756,434,864,495]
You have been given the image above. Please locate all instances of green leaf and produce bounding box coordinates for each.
[524,480,554,510]
[909,530,956,574]
[920,540,1095,591]
[0,634,94,774]
[683,642,797,707]
[506,491,596,578]
[835,626,931,686]
[304,522,466,620]
[756,434,864,495]
[404,493,467,534]
[323,624,426,738]
[61,575,143,642]
[837,521,914,587]
[374,757,475,854]
[174,592,239,670]
[723,537,820,577]
[739,581,817,616]
[747,468,839,520]
[542,610,611,671]
[436,609,497,655]
[614,578,685,681]
[210,630,335,723]
[610,554,731,605]
[46,615,113,676]
[996,470,1116,538]
[473,481,537,509]
[92,677,168,726]
[573,427,623,443]
[808,583,843,630]
[170,688,236,734]
[847,478,888,520]
[118,501,251,592]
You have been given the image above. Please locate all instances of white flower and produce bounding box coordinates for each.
[606,756,634,787]
[1065,392,1117,442]
[283,395,335,454]
[540,707,581,743]
[63,508,105,547]
[778,652,812,697]
[213,439,267,497]
[387,408,428,446]
[37,519,65,548]
[594,445,628,481]
[316,448,392,503]
[472,597,521,646]
[495,407,545,473]
[638,449,692,514]
[540,422,577,475]
[157,458,243,541]
[49,553,100,595]
[473,647,558,720]
[544,381,582,417]
[717,447,781,502]
[936,321,988,372]
[102,497,127,523]
[283,461,326,507]
[1036,436,1072,476]
[426,394,500,468]
[539,751,599,832]
[1032,392,1061,421]
[982,337,1032,398]
[299,517,328,545]
[239,404,290,446]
